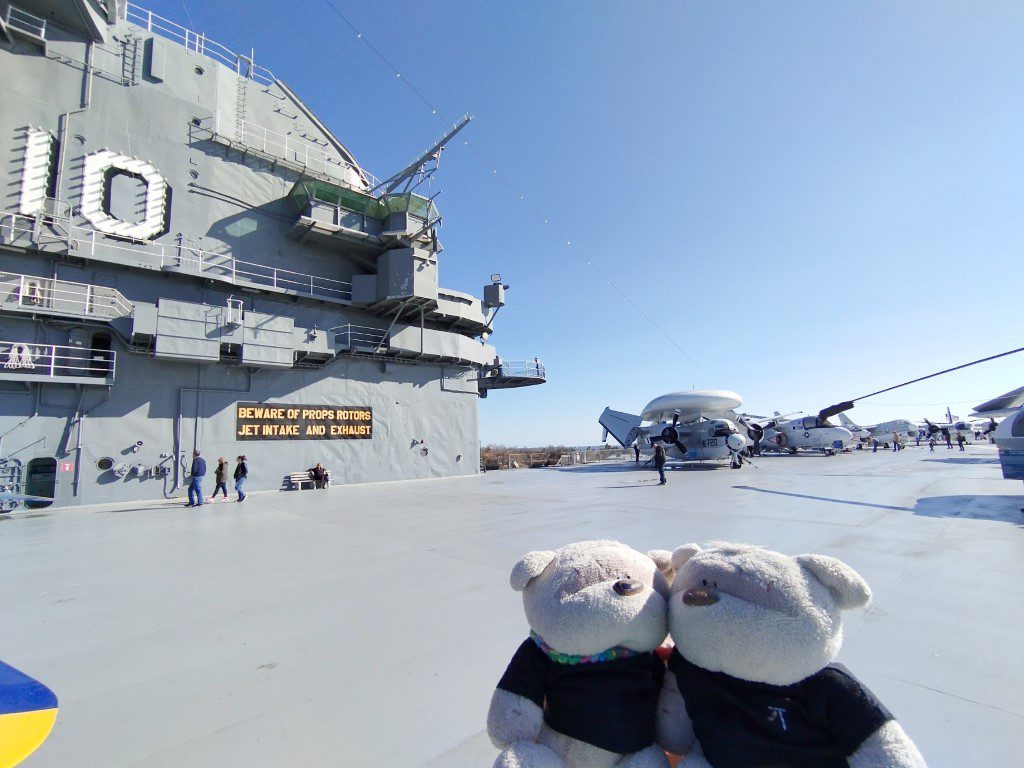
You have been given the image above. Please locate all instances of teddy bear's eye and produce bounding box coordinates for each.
[702,579,708,587]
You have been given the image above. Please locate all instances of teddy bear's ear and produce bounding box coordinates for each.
[796,554,872,610]
[647,549,675,580]
[510,550,556,591]
[671,543,702,571]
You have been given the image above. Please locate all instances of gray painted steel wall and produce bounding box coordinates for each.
[0,6,500,508]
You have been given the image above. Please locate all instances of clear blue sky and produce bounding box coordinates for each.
[149,0,1023,445]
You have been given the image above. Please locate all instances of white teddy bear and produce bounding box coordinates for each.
[658,542,926,768]
[487,540,674,768]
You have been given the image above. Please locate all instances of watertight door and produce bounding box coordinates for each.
[24,457,56,508]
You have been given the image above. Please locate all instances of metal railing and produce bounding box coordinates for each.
[0,210,353,303]
[332,324,388,350]
[6,5,46,39]
[498,361,547,379]
[124,3,275,85]
[2,341,116,380]
[1,273,134,319]
[205,113,378,187]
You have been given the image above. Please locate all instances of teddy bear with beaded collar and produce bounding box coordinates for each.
[488,540,674,768]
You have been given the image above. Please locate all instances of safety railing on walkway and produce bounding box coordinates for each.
[1,273,134,319]
[124,3,275,85]
[1,341,116,382]
[203,113,379,188]
[332,324,388,350]
[0,210,353,304]
[497,361,546,379]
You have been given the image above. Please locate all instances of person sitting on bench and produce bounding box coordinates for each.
[308,462,328,489]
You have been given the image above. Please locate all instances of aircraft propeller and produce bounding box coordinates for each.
[654,412,689,456]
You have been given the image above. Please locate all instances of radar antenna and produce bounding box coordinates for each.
[372,114,472,196]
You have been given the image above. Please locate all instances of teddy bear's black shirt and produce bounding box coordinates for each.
[668,649,893,768]
[497,638,665,754]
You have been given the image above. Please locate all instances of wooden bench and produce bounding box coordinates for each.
[286,471,330,490]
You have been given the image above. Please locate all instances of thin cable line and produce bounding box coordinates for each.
[312,0,717,385]
[178,0,197,32]
[317,0,439,114]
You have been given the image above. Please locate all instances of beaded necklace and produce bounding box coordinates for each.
[530,630,644,665]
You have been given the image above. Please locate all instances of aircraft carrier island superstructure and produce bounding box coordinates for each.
[0,1,544,509]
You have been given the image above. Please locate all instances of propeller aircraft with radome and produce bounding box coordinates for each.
[599,390,751,469]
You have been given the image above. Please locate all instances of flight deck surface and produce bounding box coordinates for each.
[1,445,1021,767]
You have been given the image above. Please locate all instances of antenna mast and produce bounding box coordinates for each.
[372,114,472,195]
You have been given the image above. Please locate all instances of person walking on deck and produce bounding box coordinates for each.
[956,433,966,451]
[186,450,206,507]
[653,443,667,485]
[211,458,229,500]
[234,455,248,502]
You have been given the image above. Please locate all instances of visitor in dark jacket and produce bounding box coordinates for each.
[308,462,328,489]
[234,455,248,502]
[187,450,206,507]
[654,443,667,485]
[211,458,229,500]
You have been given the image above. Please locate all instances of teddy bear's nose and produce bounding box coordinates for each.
[613,579,643,596]
[683,587,719,606]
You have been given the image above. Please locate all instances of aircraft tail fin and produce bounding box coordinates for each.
[599,407,643,448]
[836,412,861,430]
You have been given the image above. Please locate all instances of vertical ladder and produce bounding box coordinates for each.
[122,34,141,85]
[234,77,248,143]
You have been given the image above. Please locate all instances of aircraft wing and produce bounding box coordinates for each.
[599,408,643,448]
[972,386,1024,417]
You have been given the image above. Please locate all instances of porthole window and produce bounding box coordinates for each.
[189,170,199,180]
[194,65,204,75]
[191,117,202,127]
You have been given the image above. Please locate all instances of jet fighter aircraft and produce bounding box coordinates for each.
[836,413,920,448]
[599,390,749,468]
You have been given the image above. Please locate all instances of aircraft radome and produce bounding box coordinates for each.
[599,390,751,469]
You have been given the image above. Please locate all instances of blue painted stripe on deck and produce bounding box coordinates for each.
[0,660,57,716]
